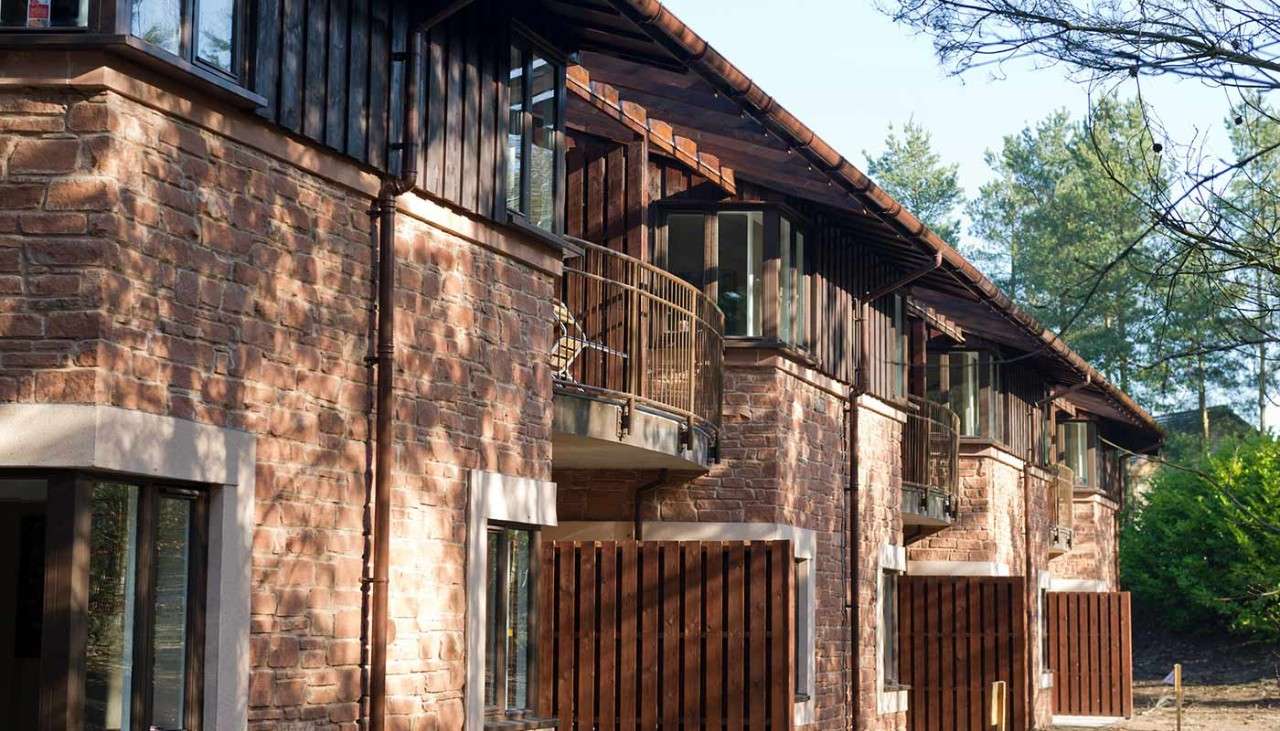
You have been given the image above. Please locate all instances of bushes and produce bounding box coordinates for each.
[1121,434,1280,639]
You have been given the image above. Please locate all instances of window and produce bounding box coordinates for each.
[0,0,85,27]
[0,473,206,730]
[780,216,807,348]
[717,211,764,337]
[484,526,534,719]
[663,213,708,290]
[880,569,900,689]
[891,294,907,399]
[927,350,1001,439]
[506,38,563,232]
[1059,421,1094,487]
[129,0,239,75]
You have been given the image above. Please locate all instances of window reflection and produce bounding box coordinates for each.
[131,0,181,56]
[664,213,706,290]
[718,211,763,337]
[86,483,139,731]
[196,0,235,72]
[506,47,524,216]
[528,55,557,231]
[149,495,192,728]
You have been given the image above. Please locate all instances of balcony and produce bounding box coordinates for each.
[902,395,959,538]
[1050,463,1075,556]
[551,240,724,471]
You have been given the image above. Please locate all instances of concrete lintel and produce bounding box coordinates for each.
[908,560,1012,577]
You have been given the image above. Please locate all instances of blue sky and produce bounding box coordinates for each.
[662,0,1238,218]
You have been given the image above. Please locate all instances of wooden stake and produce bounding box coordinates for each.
[990,680,1008,731]
[1175,663,1183,731]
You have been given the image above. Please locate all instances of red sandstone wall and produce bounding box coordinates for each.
[0,88,555,730]
[1048,495,1120,589]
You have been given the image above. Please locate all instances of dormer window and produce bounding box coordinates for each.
[506,35,564,233]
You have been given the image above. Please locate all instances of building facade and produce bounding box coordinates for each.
[0,1,1157,730]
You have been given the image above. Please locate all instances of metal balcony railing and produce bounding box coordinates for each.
[552,239,724,441]
[902,395,960,506]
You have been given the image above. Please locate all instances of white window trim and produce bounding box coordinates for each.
[0,403,255,730]
[551,520,818,727]
[1049,578,1108,593]
[466,470,558,729]
[907,559,1012,577]
[1038,571,1054,689]
[877,544,909,715]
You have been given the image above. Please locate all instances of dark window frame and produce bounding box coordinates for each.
[484,523,541,722]
[505,25,566,234]
[926,348,1004,442]
[126,0,245,81]
[0,469,208,731]
[1058,419,1098,488]
[654,202,812,348]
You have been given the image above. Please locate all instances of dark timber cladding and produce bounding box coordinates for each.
[538,540,795,731]
[900,576,1027,731]
[250,0,510,218]
[1048,592,1134,719]
[565,131,647,259]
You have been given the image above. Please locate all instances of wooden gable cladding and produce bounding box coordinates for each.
[565,131,646,258]
[251,0,509,218]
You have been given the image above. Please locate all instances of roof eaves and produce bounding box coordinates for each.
[606,0,1160,436]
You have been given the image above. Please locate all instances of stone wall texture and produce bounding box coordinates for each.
[1049,494,1120,590]
[0,88,555,731]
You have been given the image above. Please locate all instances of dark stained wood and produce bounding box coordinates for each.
[442,13,463,204]
[661,542,679,731]
[366,0,389,170]
[1048,591,1133,719]
[253,0,282,114]
[343,0,368,160]
[324,0,349,149]
[599,542,617,731]
[537,537,555,717]
[304,0,328,140]
[577,543,596,731]
[682,544,701,729]
[278,0,305,132]
[705,542,724,731]
[640,542,658,731]
[556,543,574,720]
[619,542,638,731]
[902,576,1027,731]
[461,13,481,212]
[423,22,447,196]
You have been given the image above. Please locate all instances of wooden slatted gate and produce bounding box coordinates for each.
[900,576,1027,731]
[538,540,795,731]
[1047,592,1133,718]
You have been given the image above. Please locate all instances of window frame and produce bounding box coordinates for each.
[0,469,208,731]
[1058,419,1098,488]
[927,348,1003,442]
[126,0,245,81]
[483,523,539,721]
[654,202,811,348]
[504,25,566,235]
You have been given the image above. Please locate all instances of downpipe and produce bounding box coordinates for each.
[365,3,473,731]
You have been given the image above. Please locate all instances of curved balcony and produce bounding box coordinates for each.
[551,239,724,471]
[902,395,960,539]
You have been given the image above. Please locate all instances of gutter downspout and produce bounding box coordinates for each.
[847,253,941,729]
[367,4,473,730]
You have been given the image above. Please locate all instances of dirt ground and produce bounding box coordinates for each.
[1055,624,1280,730]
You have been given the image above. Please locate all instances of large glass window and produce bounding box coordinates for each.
[506,39,563,232]
[880,569,900,688]
[0,474,206,731]
[780,217,807,348]
[485,526,534,719]
[0,0,86,27]
[927,350,1001,439]
[130,0,238,75]
[1060,421,1095,487]
[717,210,764,337]
[663,213,707,290]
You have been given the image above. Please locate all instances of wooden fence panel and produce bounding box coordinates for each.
[1047,592,1133,718]
[900,576,1027,731]
[541,540,793,731]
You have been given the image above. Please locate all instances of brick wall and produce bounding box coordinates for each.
[0,88,555,730]
[1048,494,1119,589]
[908,446,1025,569]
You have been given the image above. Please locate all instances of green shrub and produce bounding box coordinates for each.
[1121,434,1280,639]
